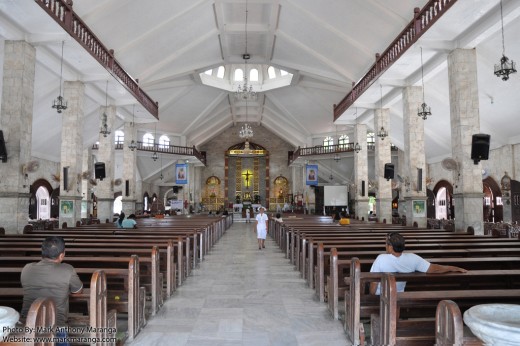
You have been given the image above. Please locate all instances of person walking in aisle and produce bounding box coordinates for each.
[245,207,251,223]
[255,206,268,250]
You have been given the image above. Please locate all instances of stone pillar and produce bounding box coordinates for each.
[374,108,392,223]
[59,81,85,228]
[402,86,428,228]
[121,121,137,215]
[81,147,93,218]
[448,49,484,234]
[354,123,369,220]
[96,105,116,223]
[397,149,406,218]
[0,41,36,233]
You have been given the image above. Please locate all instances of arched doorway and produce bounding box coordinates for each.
[113,193,123,215]
[483,176,502,222]
[433,180,454,220]
[426,189,436,219]
[30,179,53,220]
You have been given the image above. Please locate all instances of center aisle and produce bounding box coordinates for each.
[128,221,350,346]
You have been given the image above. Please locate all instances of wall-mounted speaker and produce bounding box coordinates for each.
[0,130,7,163]
[173,186,179,194]
[471,133,490,164]
[125,180,129,197]
[94,162,106,180]
[361,180,365,197]
[63,167,68,191]
[384,163,394,180]
[417,168,423,192]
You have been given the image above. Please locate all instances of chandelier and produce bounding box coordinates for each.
[128,104,137,151]
[239,97,254,139]
[99,81,111,137]
[418,47,432,120]
[377,85,388,140]
[151,123,158,161]
[52,41,67,113]
[494,0,517,81]
[235,0,257,101]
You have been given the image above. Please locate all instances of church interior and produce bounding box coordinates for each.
[1,0,520,344]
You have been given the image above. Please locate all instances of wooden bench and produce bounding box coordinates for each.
[371,273,520,346]
[435,300,483,346]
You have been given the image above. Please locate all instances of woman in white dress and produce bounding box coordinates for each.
[245,208,251,223]
[255,207,268,250]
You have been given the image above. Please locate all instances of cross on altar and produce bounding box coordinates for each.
[242,170,252,187]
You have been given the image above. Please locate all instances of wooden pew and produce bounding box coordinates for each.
[435,300,483,346]
[372,273,520,346]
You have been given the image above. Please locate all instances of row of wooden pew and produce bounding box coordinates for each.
[268,216,520,345]
[0,214,232,345]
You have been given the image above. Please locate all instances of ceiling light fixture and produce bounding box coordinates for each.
[353,107,362,153]
[418,47,432,120]
[334,125,340,161]
[52,41,67,113]
[99,80,111,137]
[494,0,517,81]
[377,85,388,140]
[128,104,137,151]
[235,0,257,101]
[152,123,158,161]
[239,97,254,139]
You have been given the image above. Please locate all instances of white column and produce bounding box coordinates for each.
[448,49,484,234]
[0,41,36,233]
[374,108,392,223]
[59,81,85,228]
[354,123,369,220]
[95,105,116,223]
[402,86,428,227]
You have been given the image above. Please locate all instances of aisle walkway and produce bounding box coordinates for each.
[128,221,350,346]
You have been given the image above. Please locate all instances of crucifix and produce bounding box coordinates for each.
[242,170,252,187]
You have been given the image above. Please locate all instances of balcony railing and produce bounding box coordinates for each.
[93,142,206,166]
[288,143,398,165]
[35,0,159,118]
[333,0,457,120]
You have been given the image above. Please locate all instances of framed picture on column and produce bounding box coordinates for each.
[306,164,318,186]
[412,200,426,217]
[175,163,188,185]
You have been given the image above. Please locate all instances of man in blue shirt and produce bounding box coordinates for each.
[121,214,137,229]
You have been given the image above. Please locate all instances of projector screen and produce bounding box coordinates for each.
[324,186,348,206]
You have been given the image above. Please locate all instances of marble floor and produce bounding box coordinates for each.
[127,221,350,346]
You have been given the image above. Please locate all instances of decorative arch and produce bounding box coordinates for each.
[30,179,53,220]
[273,176,289,198]
[432,180,454,220]
[205,176,221,198]
[483,176,502,222]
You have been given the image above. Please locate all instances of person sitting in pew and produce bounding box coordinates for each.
[121,214,138,229]
[21,236,83,344]
[369,232,467,295]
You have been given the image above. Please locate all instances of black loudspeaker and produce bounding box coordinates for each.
[384,163,394,180]
[173,186,179,194]
[417,168,423,192]
[361,180,365,197]
[471,133,490,164]
[63,167,68,191]
[94,162,106,180]
[125,180,129,197]
[0,130,7,162]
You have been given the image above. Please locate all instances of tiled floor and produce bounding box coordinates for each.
[127,222,350,346]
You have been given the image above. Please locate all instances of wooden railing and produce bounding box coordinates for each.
[288,143,398,165]
[93,142,207,165]
[333,0,458,120]
[35,0,159,118]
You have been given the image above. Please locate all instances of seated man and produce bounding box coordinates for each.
[121,214,138,229]
[369,232,466,294]
[21,236,83,328]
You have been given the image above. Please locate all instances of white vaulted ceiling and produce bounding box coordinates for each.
[0,0,519,185]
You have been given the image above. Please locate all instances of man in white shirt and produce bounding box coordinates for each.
[255,207,268,250]
[369,232,466,294]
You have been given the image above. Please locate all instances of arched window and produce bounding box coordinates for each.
[114,130,124,145]
[250,68,259,82]
[338,134,349,148]
[281,69,288,76]
[367,132,375,144]
[36,186,50,220]
[159,135,170,149]
[323,136,333,147]
[143,133,154,147]
[234,68,244,82]
[204,69,212,75]
[216,66,225,78]
[268,66,276,79]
